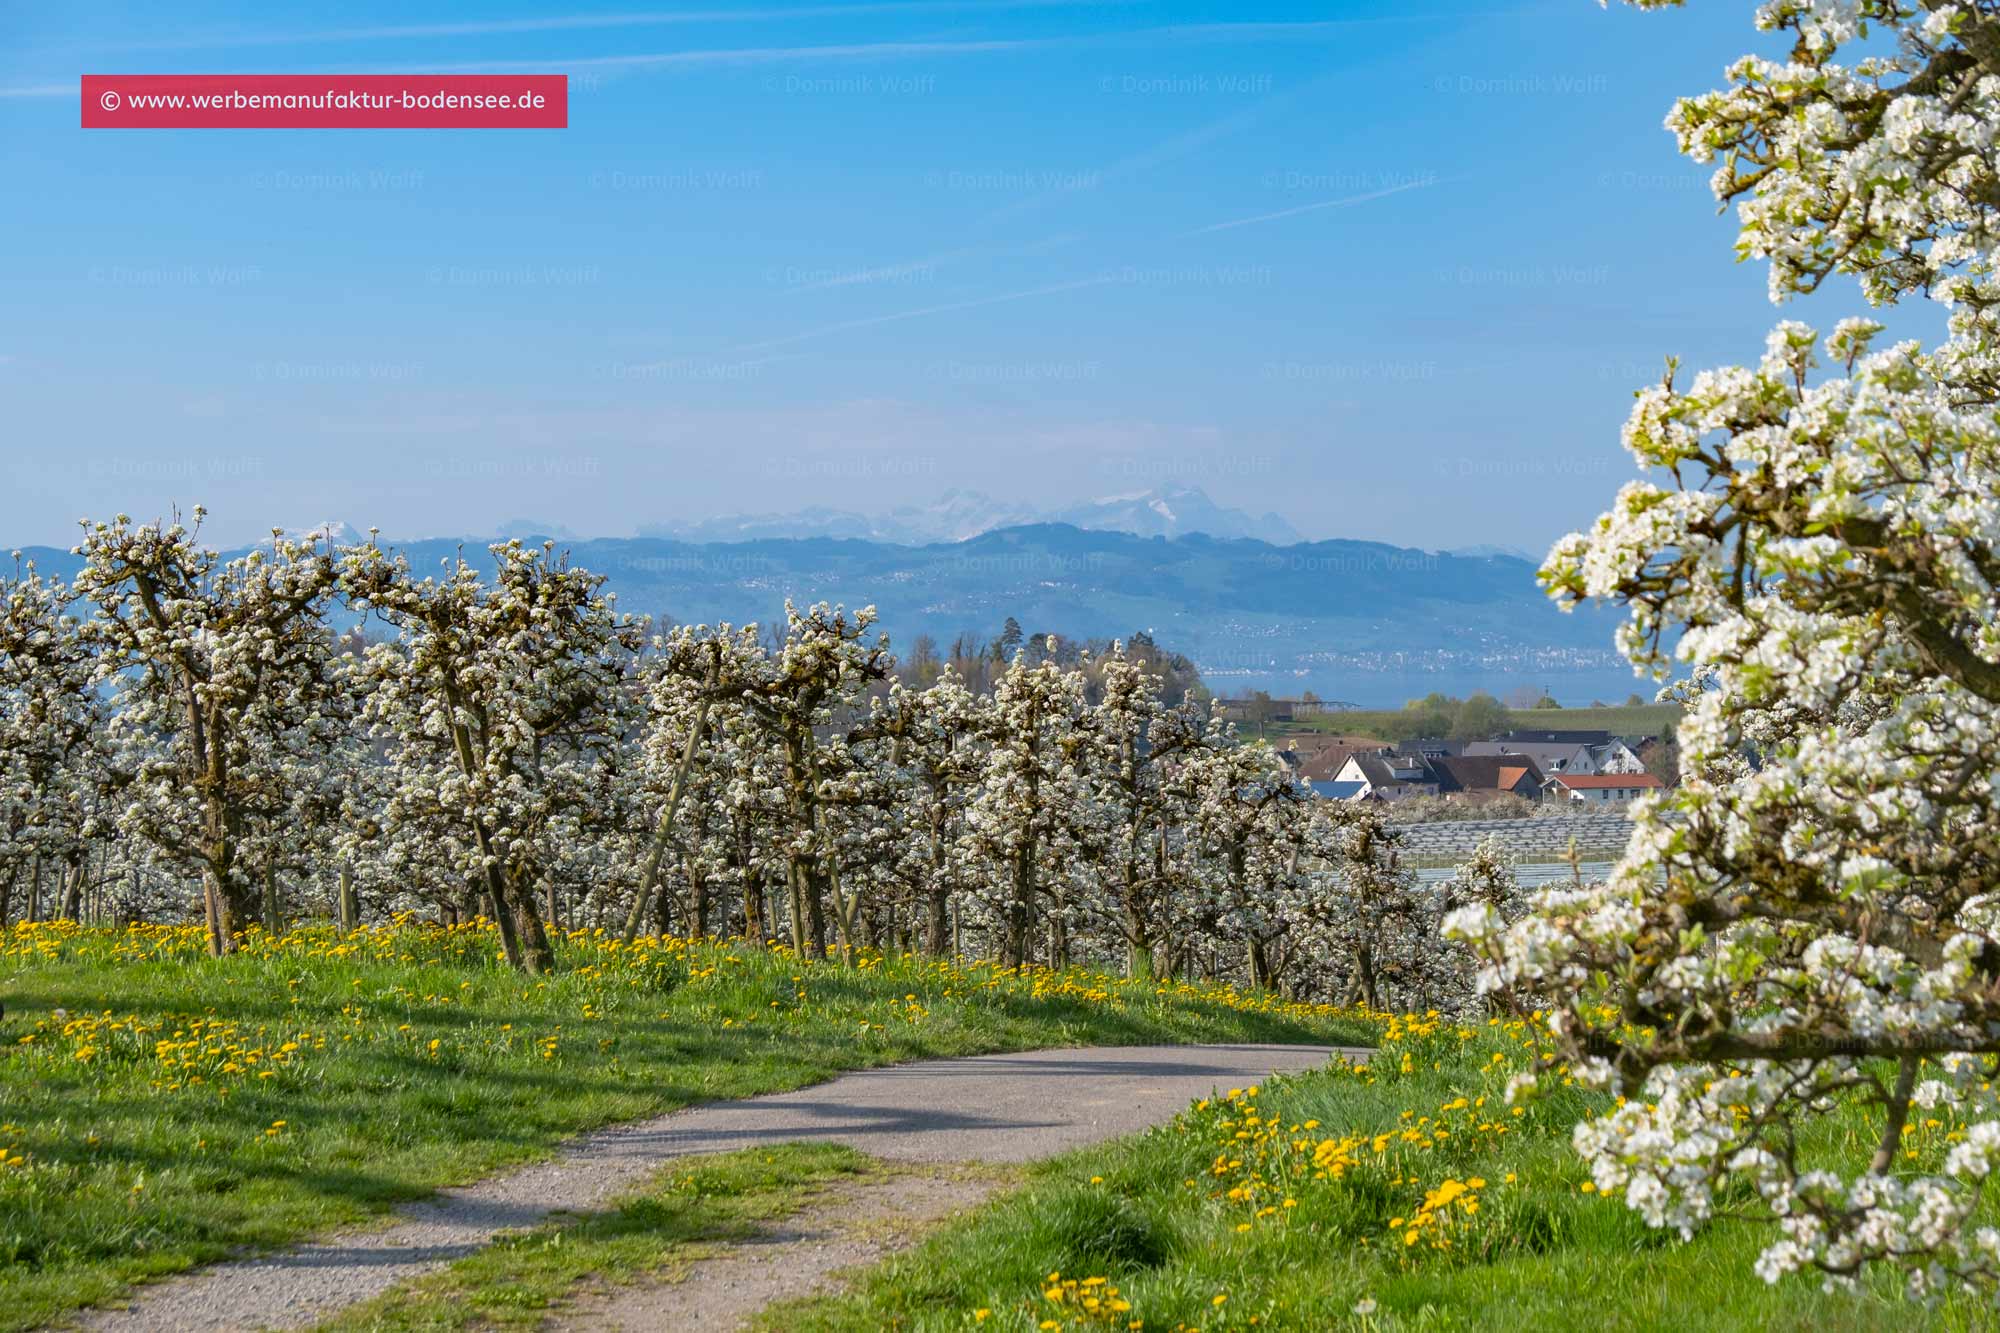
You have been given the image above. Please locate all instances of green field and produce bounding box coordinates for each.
[1277,701,1682,744]
[0,919,1365,1332]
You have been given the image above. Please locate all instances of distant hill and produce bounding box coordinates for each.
[12,522,1621,698]
[637,485,1303,546]
[1441,543,1541,563]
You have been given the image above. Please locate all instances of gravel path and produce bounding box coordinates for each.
[555,1170,1001,1331]
[78,1042,1349,1332]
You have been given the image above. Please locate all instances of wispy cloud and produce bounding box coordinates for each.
[12,12,1534,95]
[413,37,1041,74]
[83,0,1133,53]
[0,38,1041,94]
[734,275,1116,352]
[782,236,1077,294]
[418,16,1486,76]
[1180,177,1444,236]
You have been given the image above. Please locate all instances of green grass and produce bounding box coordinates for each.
[1275,702,1682,743]
[0,919,1365,1333]
[773,1016,1993,1332]
[318,1142,883,1331]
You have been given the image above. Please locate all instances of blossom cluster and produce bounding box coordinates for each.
[1447,0,2000,1293]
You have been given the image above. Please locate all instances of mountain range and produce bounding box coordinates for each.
[634,486,1305,546]
[14,522,1624,703]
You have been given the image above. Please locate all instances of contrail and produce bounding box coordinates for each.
[86,0,1136,52]
[1180,177,1443,237]
[407,37,1041,73]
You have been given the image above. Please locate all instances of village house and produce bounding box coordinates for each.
[1428,754,1546,803]
[1283,735,1399,783]
[1325,748,1546,804]
[1545,772,1664,806]
[1329,750,1438,802]
[1464,728,1646,777]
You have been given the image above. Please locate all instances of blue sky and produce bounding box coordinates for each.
[0,1,1933,550]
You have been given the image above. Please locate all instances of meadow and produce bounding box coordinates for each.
[775,1016,1997,1332]
[0,918,1366,1332]
[1277,702,1682,744]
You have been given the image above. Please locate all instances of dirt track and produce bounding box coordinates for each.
[79,1042,1352,1332]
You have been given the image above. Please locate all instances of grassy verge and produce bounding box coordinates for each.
[0,919,1365,1332]
[318,1142,878,1332]
[774,1015,1994,1332]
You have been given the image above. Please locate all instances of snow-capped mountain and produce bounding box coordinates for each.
[1049,488,1302,543]
[280,521,363,545]
[638,487,1302,546]
[495,517,580,540]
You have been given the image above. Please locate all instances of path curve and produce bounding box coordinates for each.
[557,1170,1001,1332]
[81,1043,1354,1332]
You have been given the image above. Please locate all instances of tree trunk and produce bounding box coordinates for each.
[510,879,557,974]
[201,868,226,954]
[652,870,675,936]
[689,857,710,938]
[199,768,256,952]
[923,808,950,956]
[804,860,828,958]
[1004,844,1035,969]
[621,696,714,943]
[478,858,527,971]
[1354,942,1379,1010]
[1247,936,1272,990]
[735,821,764,943]
[57,858,83,922]
[787,862,808,954]
[338,864,360,932]
[819,814,858,965]
[926,887,950,957]
[58,861,80,921]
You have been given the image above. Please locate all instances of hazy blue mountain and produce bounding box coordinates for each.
[13,524,1624,703]
[1441,542,1540,562]
[637,486,1301,546]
